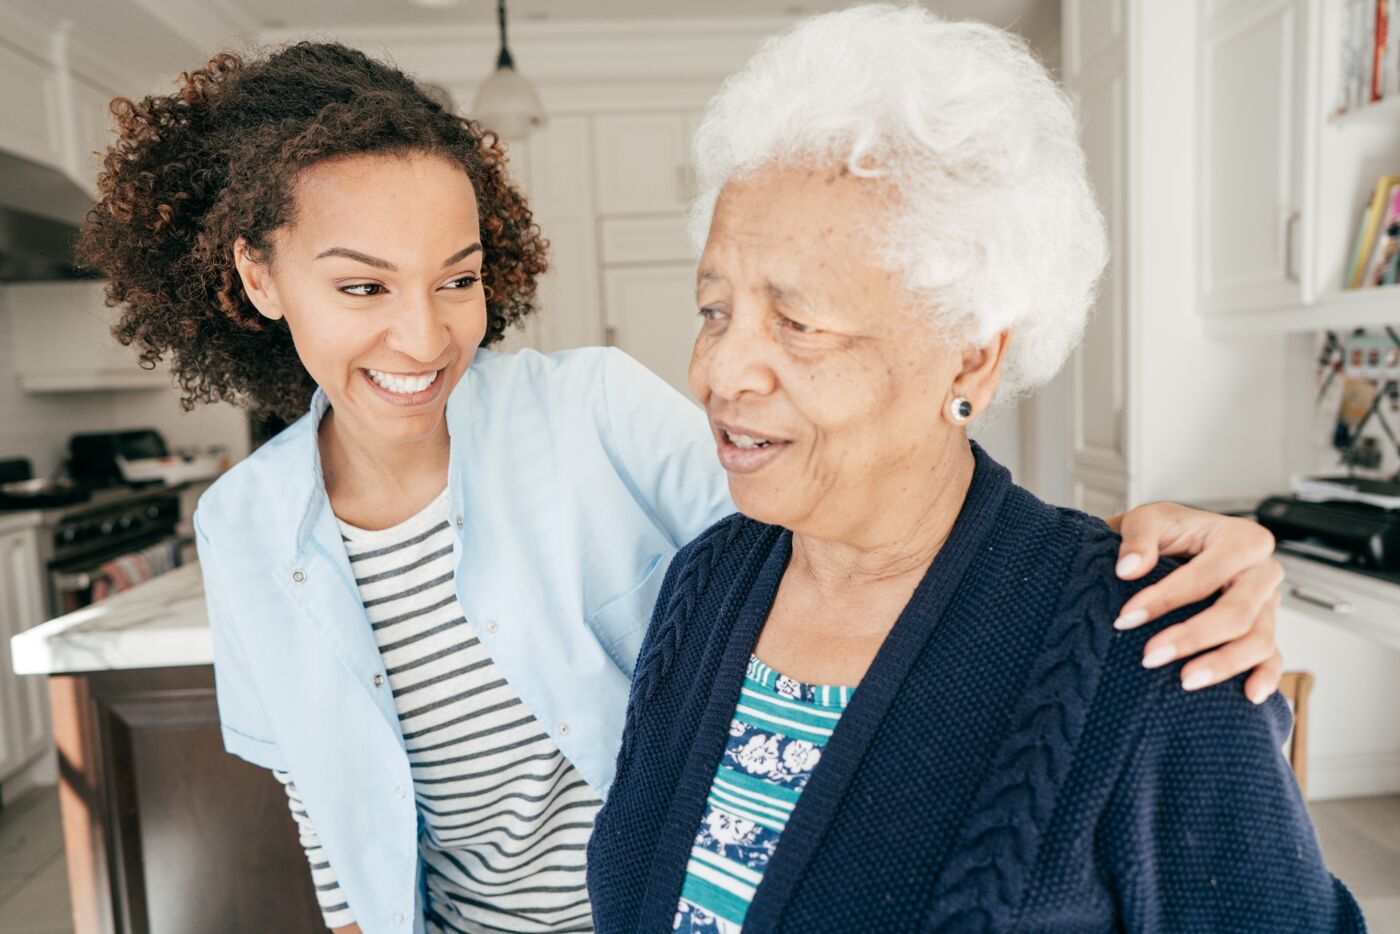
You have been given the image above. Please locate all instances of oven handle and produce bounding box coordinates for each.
[49,533,182,593]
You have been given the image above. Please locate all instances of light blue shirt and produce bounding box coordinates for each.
[193,347,733,934]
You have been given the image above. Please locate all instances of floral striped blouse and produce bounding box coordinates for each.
[674,656,853,932]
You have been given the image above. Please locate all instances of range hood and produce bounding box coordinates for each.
[0,149,96,282]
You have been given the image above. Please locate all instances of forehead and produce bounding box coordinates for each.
[699,165,892,289]
[290,152,480,235]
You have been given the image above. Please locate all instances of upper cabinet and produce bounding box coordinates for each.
[1199,0,1314,315]
[592,113,693,215]
[1197,0,1400,333]
[0,40,64,170]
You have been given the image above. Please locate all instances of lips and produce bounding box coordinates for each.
[360,366,447,407]
[712,419,791,475]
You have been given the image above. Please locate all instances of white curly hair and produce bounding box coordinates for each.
[687,3,1107,407]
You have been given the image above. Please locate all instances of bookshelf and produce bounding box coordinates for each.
[1201,284,1400,335]
[1331,93,1400,127]
[1196,0,1400,335]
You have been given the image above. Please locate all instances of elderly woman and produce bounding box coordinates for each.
[588,7,1362,932]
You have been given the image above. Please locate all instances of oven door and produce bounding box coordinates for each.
[47,532,183,616]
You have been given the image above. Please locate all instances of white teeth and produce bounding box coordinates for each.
[367,368,439,395]
[725,430,773,450]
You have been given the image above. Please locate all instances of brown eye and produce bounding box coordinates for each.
[341,283,385,297]
[444,275,480,290]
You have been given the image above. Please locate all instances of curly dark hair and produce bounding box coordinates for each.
[76,42,548,421]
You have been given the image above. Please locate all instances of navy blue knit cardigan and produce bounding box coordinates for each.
[588,444,1364,932]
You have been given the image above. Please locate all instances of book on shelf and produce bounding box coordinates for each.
[1341,0,1400,113]
[1346,174,1400,288]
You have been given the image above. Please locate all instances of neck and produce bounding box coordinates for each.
[317,407,451,505]
[789,440,976,594]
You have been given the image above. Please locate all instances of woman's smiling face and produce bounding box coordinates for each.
[235,150,486,445]
[689,164,974,541]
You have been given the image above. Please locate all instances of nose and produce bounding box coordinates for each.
[691,306,777,403]
[385,288,451,364]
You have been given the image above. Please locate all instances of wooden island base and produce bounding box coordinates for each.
[48,665,323,934]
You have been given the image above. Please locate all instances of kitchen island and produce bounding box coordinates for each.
[10,563,323,934]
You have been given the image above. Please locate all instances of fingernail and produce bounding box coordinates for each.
[1115,553,1143,577]
[1248,687,1271,705]
[1182,670,1213,691]
[1142,645,1176,669]
[1113,608,1149,630]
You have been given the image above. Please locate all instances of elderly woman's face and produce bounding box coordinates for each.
[690,165,968,537]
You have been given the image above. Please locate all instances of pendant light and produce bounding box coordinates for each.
[472,0,546,140]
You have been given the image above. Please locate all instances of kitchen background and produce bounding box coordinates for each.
[0,0,1398,932]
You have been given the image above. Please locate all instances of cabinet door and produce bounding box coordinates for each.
[0,528,50,779]
[0,41,62,169]
[1065,0,1129,475]
[592,113,690,215]
[602,264,700,398]
[1199,0,1311,313]
[1072,471,1129,518]
[514,117,603,353]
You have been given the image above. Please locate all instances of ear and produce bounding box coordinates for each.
[232,237,284,322]
[951,330,1012,420]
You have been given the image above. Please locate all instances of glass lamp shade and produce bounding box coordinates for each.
[472,64,546,141]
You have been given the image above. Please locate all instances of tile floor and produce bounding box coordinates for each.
[0,786,1397,932]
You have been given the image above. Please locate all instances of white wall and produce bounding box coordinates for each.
[0,285,251,478]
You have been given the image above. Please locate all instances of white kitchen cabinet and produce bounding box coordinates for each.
[70,74,117,189]
[0,39,63,170]
[0,526,51,783]
[512,116,605,353]
[592,112,692,215]
[1274,585,1400,800]
[602,265,701,398]
[1067,12,1128,477]
[1199,0,1313,315]
[1045,0,1292,510]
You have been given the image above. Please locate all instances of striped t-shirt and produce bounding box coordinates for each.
[275,487,601,932]
[674,656,853,932]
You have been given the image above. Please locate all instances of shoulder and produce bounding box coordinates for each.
[466,345,633,402]
[663,513,770,591]
[195,406,319,543]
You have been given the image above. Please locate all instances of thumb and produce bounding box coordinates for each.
[1113,506,1162,581]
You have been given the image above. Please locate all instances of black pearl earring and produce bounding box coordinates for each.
[949,396,973,423]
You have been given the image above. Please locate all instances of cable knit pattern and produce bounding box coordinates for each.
[589,443,1364,933]
[923,522,1120,931]
[619,517,751,762]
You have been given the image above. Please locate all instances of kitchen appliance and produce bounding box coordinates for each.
[68,429,170,489]
[1256,493,1400,572]
[43,487,182,615]
[0,457,88,509]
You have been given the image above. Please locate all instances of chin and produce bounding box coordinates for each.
[727,477,800,529]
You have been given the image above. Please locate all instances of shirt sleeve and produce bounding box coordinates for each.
[274,771,357,930]
[598,347,735,547]
[1100,676,1365,932]
[194,509,290,773]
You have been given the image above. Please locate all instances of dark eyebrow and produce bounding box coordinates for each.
[440,243,483,268]
[314,243,483,271]
[316,247,397,270]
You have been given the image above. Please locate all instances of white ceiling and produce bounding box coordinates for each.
[225,0,1052,35]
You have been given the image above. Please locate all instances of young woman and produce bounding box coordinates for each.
[77,40,1286,934]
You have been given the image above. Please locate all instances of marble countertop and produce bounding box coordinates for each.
[11,562,211,676]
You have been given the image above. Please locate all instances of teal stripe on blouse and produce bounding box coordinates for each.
[675,657,854,931]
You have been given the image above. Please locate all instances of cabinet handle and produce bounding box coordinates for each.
[1284,210,1301,284]
[1288,585,1352,615]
